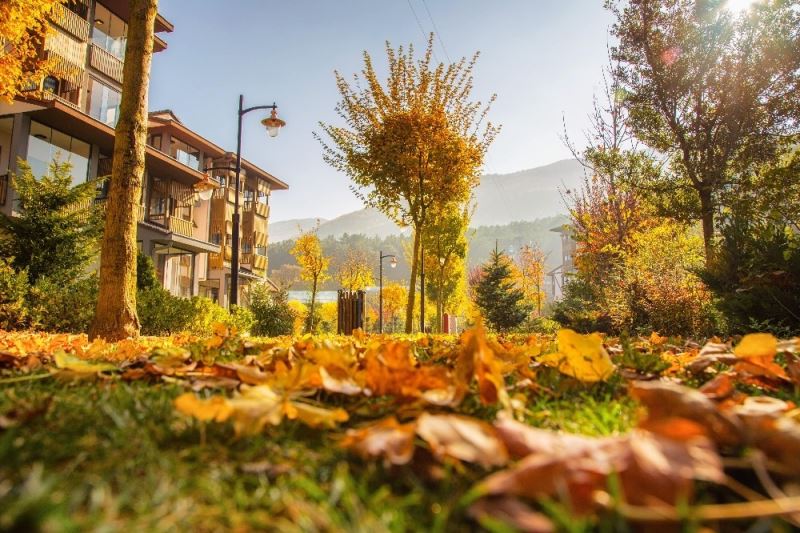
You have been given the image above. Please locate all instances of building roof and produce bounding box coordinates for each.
[147,110,289,190]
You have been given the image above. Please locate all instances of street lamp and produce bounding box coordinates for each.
[379,251,397,333]
[227,95,285,307]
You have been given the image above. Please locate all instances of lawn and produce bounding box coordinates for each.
[1,327,798,532]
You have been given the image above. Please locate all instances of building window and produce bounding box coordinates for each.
[88,78,121,127]
[256,245,267,257]
[27,121,90,185]
[42,76,60,94]
[169,138,200,170]
[147,134,162,151]
[92,3,127,60]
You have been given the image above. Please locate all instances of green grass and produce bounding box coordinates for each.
[5,377,630,532]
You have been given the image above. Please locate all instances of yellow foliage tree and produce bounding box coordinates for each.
[515,244,546,317]
[336,249,374,292]
[605,219,713,335]
[0,0,60,103]
[319,35,498,333]
[380,283,407,333]
[291,230,330,333]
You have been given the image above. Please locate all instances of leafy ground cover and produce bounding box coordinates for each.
[1,326,799,532]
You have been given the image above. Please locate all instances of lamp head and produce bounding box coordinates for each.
[390,256,398,269]
[261,107,286,138]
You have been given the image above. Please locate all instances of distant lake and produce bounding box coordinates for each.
[287,288,381,304]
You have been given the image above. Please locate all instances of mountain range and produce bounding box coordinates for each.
[269,158,583,242]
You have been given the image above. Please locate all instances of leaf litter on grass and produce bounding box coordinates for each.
[2,327,800,530]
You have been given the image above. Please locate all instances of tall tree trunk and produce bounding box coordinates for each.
[698,186,715,264]
[308,277,318,332]
[89,0,157,341]
[436,272,443,333]
[404,227,421,333]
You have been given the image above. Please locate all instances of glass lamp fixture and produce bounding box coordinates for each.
[261,108,286,138]
[194,176,217,201]
[390,256,398,269]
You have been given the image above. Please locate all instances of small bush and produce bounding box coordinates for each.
[0,258,33,330]
[30,275,98,333]
[250,284,296,337]
[137,288,194,336]
[228,305,254,334]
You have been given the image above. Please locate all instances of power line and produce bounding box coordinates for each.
[420,0,451,63]
[406,0,440,63]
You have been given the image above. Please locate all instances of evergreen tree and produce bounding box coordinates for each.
[475,249,531,332]
[0,159,103,283]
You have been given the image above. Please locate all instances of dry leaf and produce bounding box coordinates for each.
[538,329,615,383]
[415,413,508,467]
[341,417,417,465]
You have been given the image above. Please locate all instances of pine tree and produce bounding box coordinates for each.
[0,159,103,283]
[475,249,531,332]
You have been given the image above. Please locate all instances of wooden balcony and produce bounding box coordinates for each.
[89,44,124,84]
[253,254,267,271]
[212,186,239,204]
[50,3,90,42]
[166,216,193,237]
[44,28,87,85]
[209,253,223,270]
[240,252,252,265]
[147,214,193,238]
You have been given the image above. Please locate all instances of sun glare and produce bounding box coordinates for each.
[724,0,760,13]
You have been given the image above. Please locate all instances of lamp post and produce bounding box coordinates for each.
[216,95,285,307]
[379,251,397,333]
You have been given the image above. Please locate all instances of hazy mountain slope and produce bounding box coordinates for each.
[269,217,328,243]
[472,158,583,226]
[270,158,583,241]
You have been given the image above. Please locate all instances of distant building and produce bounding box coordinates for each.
[546,224,576,300]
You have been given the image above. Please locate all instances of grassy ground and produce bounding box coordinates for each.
[0,378,638,532]
[1,330,798,532]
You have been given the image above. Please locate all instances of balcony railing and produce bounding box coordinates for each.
[89,44,124,84]
[253,254,267,271]
[148,213,193,238]
[50,3,90,42]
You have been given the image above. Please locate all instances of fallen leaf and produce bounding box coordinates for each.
[734,333,778,359]
[341,417,417,465]
[538,329,615,383]
[53,351,117,373]
[415,413,508,467]
[468,496,554,533]
[174,393,232,422]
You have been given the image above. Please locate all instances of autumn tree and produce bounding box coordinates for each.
[318,35,498,333]
[336,249,374,291]
[514,244,546,316]
[90,0,158,341]
[564,59,660,286]
[475,249,531,332]
[379,282,407,333]
[291,229,330,332]
[607,0,800,260]
[0,0,61,102]
[423,203,470,331]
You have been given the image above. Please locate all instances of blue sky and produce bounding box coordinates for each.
[149,1,614,222]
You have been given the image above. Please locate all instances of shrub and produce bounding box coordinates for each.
[30,275,98,333]
[186,296,230,335]
[0,258,32,330]
[701,214,800,336]
[137,288,194,336]
[227,305,254,334]
[137,252,160,291]
[550,278,613,334]
[250,284,296,337]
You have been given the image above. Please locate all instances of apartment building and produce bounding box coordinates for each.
[0,0,287,305]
